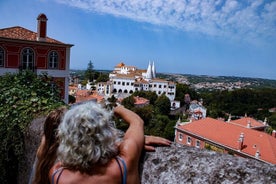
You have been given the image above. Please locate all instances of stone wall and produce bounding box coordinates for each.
[140,145,276,183]
[20,118,276,184]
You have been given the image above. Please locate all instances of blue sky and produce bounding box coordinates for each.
[1,0,276,79]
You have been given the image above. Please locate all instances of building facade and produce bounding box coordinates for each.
[0,13,73,103]
[97,62,176,102]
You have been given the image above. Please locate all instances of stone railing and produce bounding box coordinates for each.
[20,118,276,184]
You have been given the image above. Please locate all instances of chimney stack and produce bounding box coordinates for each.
[37,13,48,41]
[255,150,260,159]
[227,114,231,122]
[247,120,251,128]
[272,130,276,138]
[238,133,244,151]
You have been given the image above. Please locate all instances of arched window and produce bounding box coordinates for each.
[48,51,58,69]
[21,48,34,70]
[0,47,4,67]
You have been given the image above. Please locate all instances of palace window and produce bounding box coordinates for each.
[21,48,34,70]
[0,47,4,67]
[48,51,59,69]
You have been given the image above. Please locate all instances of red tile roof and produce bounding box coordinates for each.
[177,117,276,165]
[230,117,267,128]
[75,90,104,103]
[0,26,64,44]
[134,96,149,105]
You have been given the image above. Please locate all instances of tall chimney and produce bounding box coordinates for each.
[272,130,276,138]
[37,13,48,41]
[238,133,244,151]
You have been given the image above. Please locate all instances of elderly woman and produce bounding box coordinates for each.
[49,102,147,184]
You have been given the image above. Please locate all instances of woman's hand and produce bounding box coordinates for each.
[144,135,172,152]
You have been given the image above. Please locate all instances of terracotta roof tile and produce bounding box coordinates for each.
[177,117,276,164]
[230,117,266,128]
[0,26,64,44]
[134,96,149,105]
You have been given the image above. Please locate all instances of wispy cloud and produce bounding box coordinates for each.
[55,0,276,44]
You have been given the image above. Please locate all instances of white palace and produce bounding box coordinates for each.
[97,62,177,104]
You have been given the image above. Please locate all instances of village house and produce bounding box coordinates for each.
[0,13,73,103]
[175,116,276,165]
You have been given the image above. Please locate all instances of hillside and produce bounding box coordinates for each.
[158,73,276,90]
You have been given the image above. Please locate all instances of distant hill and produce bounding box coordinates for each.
[70,69,276,89]
[157,73,276,89]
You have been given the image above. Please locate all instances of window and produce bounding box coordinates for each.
[122,82,125,86]
[187,136,192,145]
[21,48,34,70]
[178,133,183,141]
[48,51,59,69]
[114,81,117,84]
[159,85,162,88]
[196,140,200,148]
[0,47,4,67]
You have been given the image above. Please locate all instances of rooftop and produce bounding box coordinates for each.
[177,117,276,165]
[0,26,66,45]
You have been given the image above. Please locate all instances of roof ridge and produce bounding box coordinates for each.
[0,26,65,44]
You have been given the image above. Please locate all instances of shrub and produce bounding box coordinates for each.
[0,71,65,183]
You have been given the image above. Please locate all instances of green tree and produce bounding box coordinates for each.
[96,72,109,83]
[154,94,171,115]
[121,96,135,109]
[85,60,94,82]
[0,71,65,183]
[132,105,154,126]
[175,83,199,106]
[146,114,175,140]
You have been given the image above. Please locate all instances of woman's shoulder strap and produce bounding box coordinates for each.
[116,156,127,184]
[51,167,64,184]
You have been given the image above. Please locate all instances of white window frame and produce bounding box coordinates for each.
[196,140,200,148]
[178,133,183,141]
[21,48,35,70]
[187,136,192,145]
[48,51,59,69]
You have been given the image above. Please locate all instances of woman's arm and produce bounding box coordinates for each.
[114,106,144,162]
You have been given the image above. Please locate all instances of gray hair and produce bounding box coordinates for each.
[57,102,121,173]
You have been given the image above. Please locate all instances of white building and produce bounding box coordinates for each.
[97,62,176,102]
